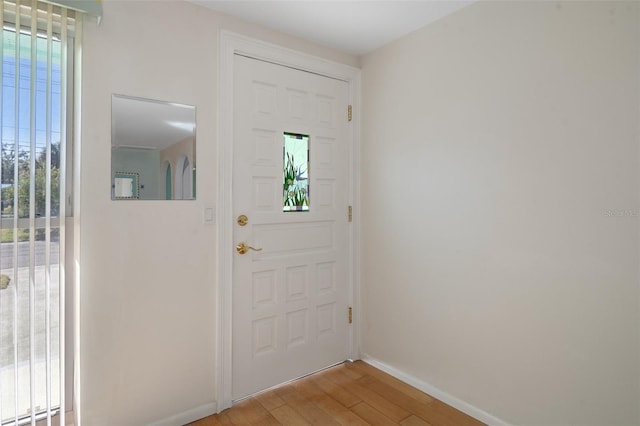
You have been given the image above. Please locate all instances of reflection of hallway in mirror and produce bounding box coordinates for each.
[111,94,196,200]
[162,143,195,200]
[182,157,192,199]
[164,162,172,200]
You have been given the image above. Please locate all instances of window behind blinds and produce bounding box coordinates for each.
[0,1,79,425]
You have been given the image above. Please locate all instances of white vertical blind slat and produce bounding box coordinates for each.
[29,1,38,424]
[58,6,68,426]
[44,3,53,425]
[11,0,21,422]
[0,1,4,420]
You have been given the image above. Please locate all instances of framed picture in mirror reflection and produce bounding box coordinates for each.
[112,172,140,199]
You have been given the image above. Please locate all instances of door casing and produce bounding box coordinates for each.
[216,31,361,412]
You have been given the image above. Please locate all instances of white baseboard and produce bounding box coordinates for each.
[360,354,511,426]
[147,401,217,426]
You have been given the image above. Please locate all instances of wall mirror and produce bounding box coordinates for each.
[111,94,196,200]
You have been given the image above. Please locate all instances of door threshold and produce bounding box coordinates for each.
[231,359,353,405]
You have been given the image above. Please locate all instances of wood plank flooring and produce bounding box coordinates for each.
[188,361,486,426]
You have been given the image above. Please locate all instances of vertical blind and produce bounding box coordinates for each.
[0,1,78,425]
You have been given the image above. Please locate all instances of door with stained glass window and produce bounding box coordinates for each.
[232,54,351,400]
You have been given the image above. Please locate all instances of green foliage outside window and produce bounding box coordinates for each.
[0,143,61,242]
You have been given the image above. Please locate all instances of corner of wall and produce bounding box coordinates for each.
[360,354,511,426]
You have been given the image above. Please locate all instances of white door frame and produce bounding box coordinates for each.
[216,31,361,412]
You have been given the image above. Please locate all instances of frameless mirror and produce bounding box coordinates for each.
[111,94,196,200]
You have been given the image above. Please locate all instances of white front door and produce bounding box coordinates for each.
[232,54,352,400]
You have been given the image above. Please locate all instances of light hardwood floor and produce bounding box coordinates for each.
[188,361,486,426]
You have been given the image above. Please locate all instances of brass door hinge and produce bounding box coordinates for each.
[347,105,352,122]
[348,307,353,324]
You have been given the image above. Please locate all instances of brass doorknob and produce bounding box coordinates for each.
[236,242,263,255]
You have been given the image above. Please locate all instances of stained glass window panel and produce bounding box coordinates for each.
[283,133,309,212]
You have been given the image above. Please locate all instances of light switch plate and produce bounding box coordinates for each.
[204,206,215,224]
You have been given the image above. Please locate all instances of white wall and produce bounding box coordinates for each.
[361,1,639,425]
[80,1,357,425]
